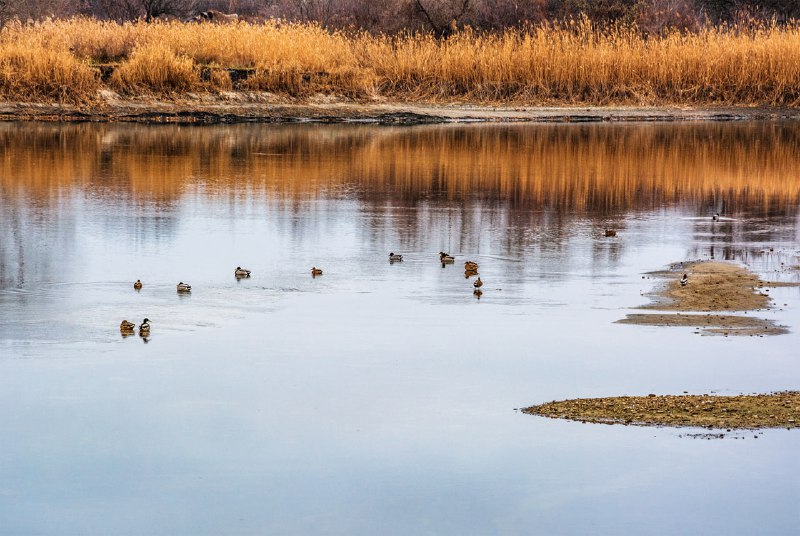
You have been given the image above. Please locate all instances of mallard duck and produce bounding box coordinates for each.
[120,320,135,332]
[133,279,142,290]
[440,252,455,263]
[311,267,323,276]
[234,266,251,277]
[680,273,688,287]
[139,318,151,334]
[177,282,192,293]
[464,261,479,271]
[604,229,617,237]
[473,277,483,289]
[389,252,403,262]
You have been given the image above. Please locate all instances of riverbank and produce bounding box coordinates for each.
[3,96,800,124]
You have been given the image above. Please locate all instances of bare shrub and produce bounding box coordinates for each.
[635,0,702,34]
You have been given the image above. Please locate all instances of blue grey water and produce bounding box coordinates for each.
[1,122,799,535]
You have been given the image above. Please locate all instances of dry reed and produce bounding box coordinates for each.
[0,17,799,105]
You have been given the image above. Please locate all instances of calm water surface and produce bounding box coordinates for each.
[1,122,799,534]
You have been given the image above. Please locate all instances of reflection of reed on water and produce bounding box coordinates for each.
[2,122,800,212]
[2,122,799,289]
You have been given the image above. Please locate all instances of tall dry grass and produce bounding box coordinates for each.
[0,40,98,103]
[1,17,800,105]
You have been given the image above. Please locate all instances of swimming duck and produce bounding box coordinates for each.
[389,252,403,262]
[235,266,251,277]
[139,318,151,335]
[133,279,142,290]
[120,320,136,332]
[177,282,192,293]
[311,267,323,276]
[440,252,455,264]
[680,273,689,287]
[473,277,484,289]
[604,229,617,237]
[464,261,479,271]
[712,213,720,221]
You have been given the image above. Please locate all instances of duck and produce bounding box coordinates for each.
[177,282,192,293]
[389,252,403,262]
[680,273,689,287]
[712,213,720,221]
[120,320,136,332]
[133,279,143,290]
[604,229,617,237]
[440,252,455,264]
[234,266,251,278]
[473,277,484,289]
[311,267,323,276]
[139,318,151,335]
[464,261,479,271]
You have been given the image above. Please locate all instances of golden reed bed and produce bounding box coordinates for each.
[1,18,800,105]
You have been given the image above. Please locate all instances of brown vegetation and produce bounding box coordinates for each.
[4,1,800,32]
[1,18,800,105]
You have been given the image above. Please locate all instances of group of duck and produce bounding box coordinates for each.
[391,252,483,292]
[119,267,247,337]
[120,254,486,337]
[388,252,485,293]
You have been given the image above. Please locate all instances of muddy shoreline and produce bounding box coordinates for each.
[524,261,800,431]
[524,392,800,430]
[617,261,794,336]
[2,96,800,124]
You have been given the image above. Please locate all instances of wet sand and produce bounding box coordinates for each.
[526,262,799,431]
[617,261,794,336]
[523,392,800,430]
[619,313,787,336]
[2,96,800,124]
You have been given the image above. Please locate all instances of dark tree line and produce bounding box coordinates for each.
[3,0,800,31]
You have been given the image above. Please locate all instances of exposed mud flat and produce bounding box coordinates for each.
[618,313,787,336]
[523,392,800,430]
[618,261,795,336]
[2,95,800,124]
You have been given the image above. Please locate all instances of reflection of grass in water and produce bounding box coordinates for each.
[2,122,800,212]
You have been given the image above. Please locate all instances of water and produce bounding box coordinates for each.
[1,121,799,535]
